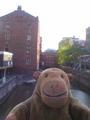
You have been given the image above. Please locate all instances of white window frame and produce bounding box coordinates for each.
[27,46,31,53]
[6,24,10,28]
[26,58,31,65]
[5,33,10,40]
[27,34,31,41]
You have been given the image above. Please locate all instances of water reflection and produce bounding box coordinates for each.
[71,81,90,95]
[0,82,36,120]
[71,81,90,108]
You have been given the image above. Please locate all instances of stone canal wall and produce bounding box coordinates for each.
[0,73,33,105]
[0,68,90,105]
[59,66,90,88]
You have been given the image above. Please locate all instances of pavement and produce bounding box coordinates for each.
[0,71,34,85]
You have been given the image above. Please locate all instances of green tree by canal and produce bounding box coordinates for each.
[56,38,87,65]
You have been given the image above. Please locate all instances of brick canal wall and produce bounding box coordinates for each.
[59,66,90,88]
[0,73,33,105]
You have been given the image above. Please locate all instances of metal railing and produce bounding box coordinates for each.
[0,73,33,104]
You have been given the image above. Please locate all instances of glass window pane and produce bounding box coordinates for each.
[5,45,9,51]
[26,58,31,65]
[6,24,10,28]
[28,24,32,28]
[5,33,10,40]
[27,34,31,41]
[27,46,31,53]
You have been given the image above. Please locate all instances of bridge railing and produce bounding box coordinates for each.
[59,66,90,88]
[0,76,17,103]
[0,73,33,105]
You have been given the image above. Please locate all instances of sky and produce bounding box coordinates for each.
[0,0,90,51]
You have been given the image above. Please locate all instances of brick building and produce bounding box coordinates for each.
[86,27,90,52]
[0,6,41,73]
[40,52,58,69]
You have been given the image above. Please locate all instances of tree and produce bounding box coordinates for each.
[56,42,87,65]
[59,37,73,47]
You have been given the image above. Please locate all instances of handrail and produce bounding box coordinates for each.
[0,73,33,104]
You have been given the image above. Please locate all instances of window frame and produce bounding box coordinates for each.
[5,45,9,51]
[52,56,54,60]
[27,34,31,41]
[6,24,10,28]
[46,56,48,60]
[27,24,32,28]
[5,33,10,40]
[46,61,48,65]
[49,56,51,60]
[27,46,31,53]
[26,58,31,65]
[49,61,51,65]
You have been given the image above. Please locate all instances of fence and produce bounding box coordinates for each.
[59,66,90,88]
[0,73,33,105]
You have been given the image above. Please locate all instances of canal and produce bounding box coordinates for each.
[0,80,90,120]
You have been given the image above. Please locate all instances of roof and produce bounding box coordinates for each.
[0,51,13,55]
[0,6,38,21]
[41,52,56,55]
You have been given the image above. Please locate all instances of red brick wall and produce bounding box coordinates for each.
[40,54,58,69]
[0,7,40,73]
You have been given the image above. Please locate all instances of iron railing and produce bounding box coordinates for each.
[0,73,33,104]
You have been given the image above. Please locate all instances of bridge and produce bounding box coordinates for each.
[0,70,90,120]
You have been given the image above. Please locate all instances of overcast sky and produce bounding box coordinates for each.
[0,0,90,51]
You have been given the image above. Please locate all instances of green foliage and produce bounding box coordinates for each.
[56,39,87,65]
[49,50,54,52]
[59,37,73,47]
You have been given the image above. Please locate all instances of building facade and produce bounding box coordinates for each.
[0,6,41,73]
[86,27,90,53]
[40,52,58,69]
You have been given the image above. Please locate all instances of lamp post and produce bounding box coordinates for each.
[3,66,7,83]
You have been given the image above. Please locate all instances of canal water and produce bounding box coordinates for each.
[0,80,90,120]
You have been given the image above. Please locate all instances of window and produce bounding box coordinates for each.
[28,24,32,28]
[6,24,10,28]
[46,61,48,65]
[46,56,48,60]
[49,56,51,60]
[5,45,9,51]
[88,38,90,44]
[5,33,10,40]
[87,32,88,36]
[42,62,44,66]
[27,46,31,53]
[26,58,31,65]
[52,61,54,65]
[52,56,54,60]
[89,31,90,36]
[27,34,31,41]
[87,30,90,36]
[49,61,51,65]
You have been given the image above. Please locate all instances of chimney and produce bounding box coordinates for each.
[17,6,22,11]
